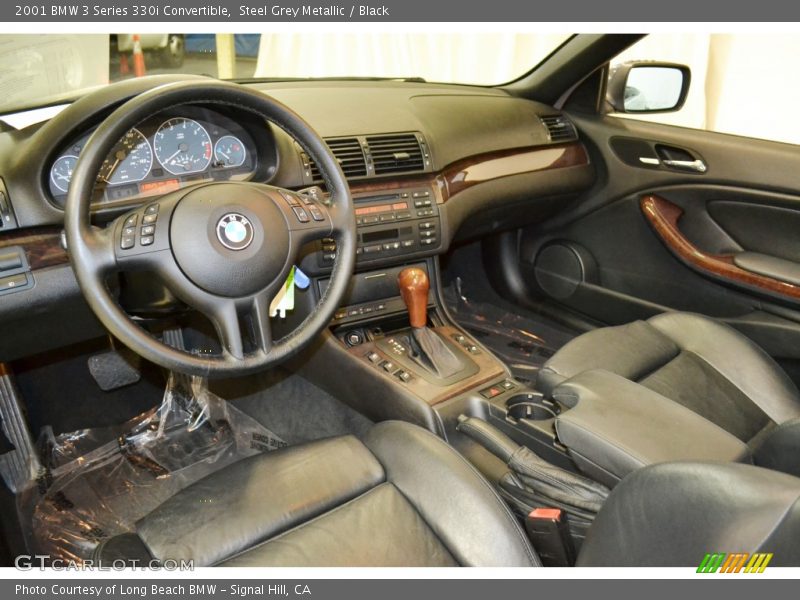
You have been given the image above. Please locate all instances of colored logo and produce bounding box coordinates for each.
[697,552,773,573]
[216,213,254,250]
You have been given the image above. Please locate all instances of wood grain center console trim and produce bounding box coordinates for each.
[641,194,800,301]
[349,325,505,406]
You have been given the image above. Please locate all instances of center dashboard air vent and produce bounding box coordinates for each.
[540,115,578,143]
[365,133,427,175]
[308,137,368,181]
[301,132,431,183]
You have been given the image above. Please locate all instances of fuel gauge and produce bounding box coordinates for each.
[214,135,246,168]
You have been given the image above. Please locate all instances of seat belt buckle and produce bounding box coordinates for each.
[525,508,576,567]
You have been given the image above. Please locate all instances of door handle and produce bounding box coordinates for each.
[661,158,707,173]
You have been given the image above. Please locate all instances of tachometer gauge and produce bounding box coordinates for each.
[214,135,247,168]
[50,155,78,193]
[153,117,213,175]
[99,128,153,185]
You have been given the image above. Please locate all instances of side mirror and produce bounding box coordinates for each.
[607,61,691,114]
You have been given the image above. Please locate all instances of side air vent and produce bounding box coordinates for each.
[540,115,578,143]
[366,133,425,175]
[309,137,367,180]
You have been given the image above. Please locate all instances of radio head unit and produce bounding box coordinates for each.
[318,186,441,267]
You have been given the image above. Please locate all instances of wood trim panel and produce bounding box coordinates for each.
[641,194,800,301]
[348,325,505,406]
[347,142,588,204]
[0,227,68,270]
[442,142,589,198]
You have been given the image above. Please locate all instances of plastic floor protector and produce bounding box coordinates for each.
[444,278,576,386]
[16,373,287,564]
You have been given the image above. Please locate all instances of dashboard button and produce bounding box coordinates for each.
[420,238,437,246]
[396,211,411,220]
[401,240,415,248]
[292,206,310,223]
[363,245,381,254]
[362,216,379,225]
[379,213,396,222]
[0,273,27,291]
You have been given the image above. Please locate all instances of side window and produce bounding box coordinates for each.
[608,33,800,146]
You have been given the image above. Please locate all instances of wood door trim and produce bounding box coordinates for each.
[641,194,800,301]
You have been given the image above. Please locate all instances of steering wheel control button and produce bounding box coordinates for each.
[123,226,136,237]
[141,225,155,236]
[216,213,254,250]
[279,190,300,206]
[144,204,159,215]
[308,205,325,221]
[123,215,138,228]
[120,235,135,250]
[142,213,158,225]
[140,236,154,246]
[292,206,310,223]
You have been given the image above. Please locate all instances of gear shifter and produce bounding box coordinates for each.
[397,267,464,379]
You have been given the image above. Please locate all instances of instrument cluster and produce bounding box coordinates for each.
[48,107,258,209]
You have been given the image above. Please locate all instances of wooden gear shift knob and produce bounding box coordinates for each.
[398,267,429,328]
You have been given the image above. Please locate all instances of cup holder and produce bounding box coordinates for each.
[506,393,560,421]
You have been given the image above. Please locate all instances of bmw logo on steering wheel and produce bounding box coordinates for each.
[216,213,254,250]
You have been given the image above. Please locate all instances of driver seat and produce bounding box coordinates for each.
[94,421,539,567]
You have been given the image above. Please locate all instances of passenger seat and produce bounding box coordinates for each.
[539,312,800,477]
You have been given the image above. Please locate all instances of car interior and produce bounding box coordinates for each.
[1,32,799,568]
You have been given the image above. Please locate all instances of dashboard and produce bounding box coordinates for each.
[47,106,259,209]
[0,75,595,361]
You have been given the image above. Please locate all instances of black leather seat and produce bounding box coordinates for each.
[577,462,800,567]
[540,312,800,476]
[95,421,539,567]
[95,420,800,567]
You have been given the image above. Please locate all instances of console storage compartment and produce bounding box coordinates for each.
[551,369,752,487]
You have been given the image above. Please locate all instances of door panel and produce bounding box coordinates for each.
[509,113,800,367]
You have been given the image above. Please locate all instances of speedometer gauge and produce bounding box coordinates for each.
[154,117,213,175]
[99,128,152,185]
[50,155,78,193]
[214,135,247,167]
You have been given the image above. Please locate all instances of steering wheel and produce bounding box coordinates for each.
[64,81,356,377]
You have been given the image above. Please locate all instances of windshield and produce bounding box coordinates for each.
[0,33,569,115]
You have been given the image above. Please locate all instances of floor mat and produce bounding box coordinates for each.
[212,368,374,445]
[17,374,286,564]
[444,277,577,386]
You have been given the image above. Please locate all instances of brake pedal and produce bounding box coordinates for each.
[88,348,141,392]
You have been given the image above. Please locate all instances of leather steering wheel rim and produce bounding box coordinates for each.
[65,80,356,377]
